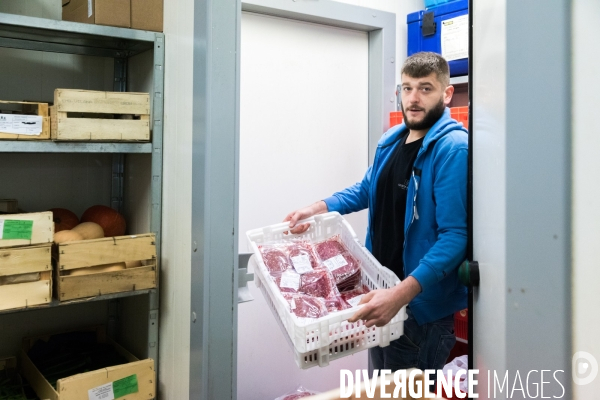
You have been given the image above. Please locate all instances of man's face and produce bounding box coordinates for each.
[400,72,454,131]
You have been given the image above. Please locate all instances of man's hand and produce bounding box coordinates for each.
[283,201,328,234]
[348,276,422,327]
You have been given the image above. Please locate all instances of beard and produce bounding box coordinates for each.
[401,97,446,131]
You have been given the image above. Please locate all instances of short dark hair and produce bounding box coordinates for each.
[401,52,450,87]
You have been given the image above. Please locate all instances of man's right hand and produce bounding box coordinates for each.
[283,201,328,234]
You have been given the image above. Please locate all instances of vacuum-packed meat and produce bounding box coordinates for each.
[282,293,328,319]
[259,245,291,273]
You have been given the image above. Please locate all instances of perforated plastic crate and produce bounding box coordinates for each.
[247,212,407,369]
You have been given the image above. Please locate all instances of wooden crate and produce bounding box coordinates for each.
[0,244,52,311]
[51,89,150,141]
[0,199,18,213]
[20,326,156,400]
[0,100,50,140]
[0,212,54,249]
[54,233,157,301]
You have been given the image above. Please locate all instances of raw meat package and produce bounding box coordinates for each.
[282,293,328,319]
[315,236,362,291]
[299,268,339,299]
[274,385,319,400]
[259,244,292,273]
[341,284,371,308]
[285,240,320,272]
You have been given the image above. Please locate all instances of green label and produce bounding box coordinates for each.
[113,374,138,398]
[2,220,33,240]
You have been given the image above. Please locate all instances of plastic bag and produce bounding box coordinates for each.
[314,235,347,260]
[259,244,292,274]
[274,385,319,400]
[340,284,371,308]
[441,355,469,394]
[285,240,320,273]
[283,293,328,319]
[300,268,340,299]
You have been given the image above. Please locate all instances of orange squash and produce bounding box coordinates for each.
[72,222,104,240]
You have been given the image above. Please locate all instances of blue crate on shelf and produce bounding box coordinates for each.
[408,0,468,77]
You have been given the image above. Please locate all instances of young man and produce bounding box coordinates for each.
[284,52,468,371]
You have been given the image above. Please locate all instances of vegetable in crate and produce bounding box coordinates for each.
[27,331,130,389]
[81,205,126,237]
[48,208,79,232]
[72,222,104,239]
[0,367,27,400]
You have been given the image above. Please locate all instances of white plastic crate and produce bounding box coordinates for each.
[247,212,407,369]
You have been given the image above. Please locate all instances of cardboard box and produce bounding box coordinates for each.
[62,0,131,28]
[131,0,163,32]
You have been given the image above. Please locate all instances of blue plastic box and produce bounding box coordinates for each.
[407,0,468,77]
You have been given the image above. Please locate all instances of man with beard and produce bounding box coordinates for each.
[284,52,467,371]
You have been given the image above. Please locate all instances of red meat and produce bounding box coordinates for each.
[259,246,291,273]
[300,269,339,299]
[341,285,371,307]
[330,252,362,291]
[315,236,347,260]
[283,293,328,319]
[286,241,319,270]
[324,295,349,312]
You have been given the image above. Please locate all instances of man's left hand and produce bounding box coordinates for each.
[347,276,422,327]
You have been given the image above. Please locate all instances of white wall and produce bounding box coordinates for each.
[333,0,424,85]
[572,0,600,398]
[159,0,194,398]
[0,0,61,19]
[237,12,369,399]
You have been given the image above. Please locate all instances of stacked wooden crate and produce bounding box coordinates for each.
[0,212,54,311]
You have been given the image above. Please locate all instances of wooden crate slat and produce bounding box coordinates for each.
[55,89,150,115]
[0,244,51,276]
[58,265,156,301]
[53,118,150,141]
[0,100,50,141]
[0,212,54,249]
[58,234,156,270]
[0,279,51,310]
[58,359,155,400]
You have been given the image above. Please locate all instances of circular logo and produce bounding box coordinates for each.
[572,351,598,385]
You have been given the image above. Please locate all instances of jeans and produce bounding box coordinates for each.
[369,307,456,372]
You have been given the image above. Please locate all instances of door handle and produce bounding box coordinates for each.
[459,260,480,287]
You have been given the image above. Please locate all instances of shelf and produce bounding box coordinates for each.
[0,13,156,57]
[0,141,152,153]
[450,75,468,85]
[0,289,155,316]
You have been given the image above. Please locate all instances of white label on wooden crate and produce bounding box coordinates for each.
[88,0,93,17]
[441,14,469,62]
[0,221,3,239]
[323,254,348,272]
[88,382,114,400]
[347,294,364,307]
[291,254,313,274]
[0,114,42,135]
[280,270,300,290]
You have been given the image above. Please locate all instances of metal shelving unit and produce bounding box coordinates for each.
[0,11,163,381]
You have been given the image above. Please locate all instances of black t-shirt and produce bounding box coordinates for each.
[371,134,424,280]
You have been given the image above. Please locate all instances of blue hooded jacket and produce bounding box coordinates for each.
[323,108,468,325]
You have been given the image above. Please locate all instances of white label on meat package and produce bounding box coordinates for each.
[88,382,114,400]
[441,15,469,62]
[323,254,348,272]
[291,254,313,274]
[290,298,296,310]
[348,295,364,307]
[280,270,300,290]
[0,114,42,135]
